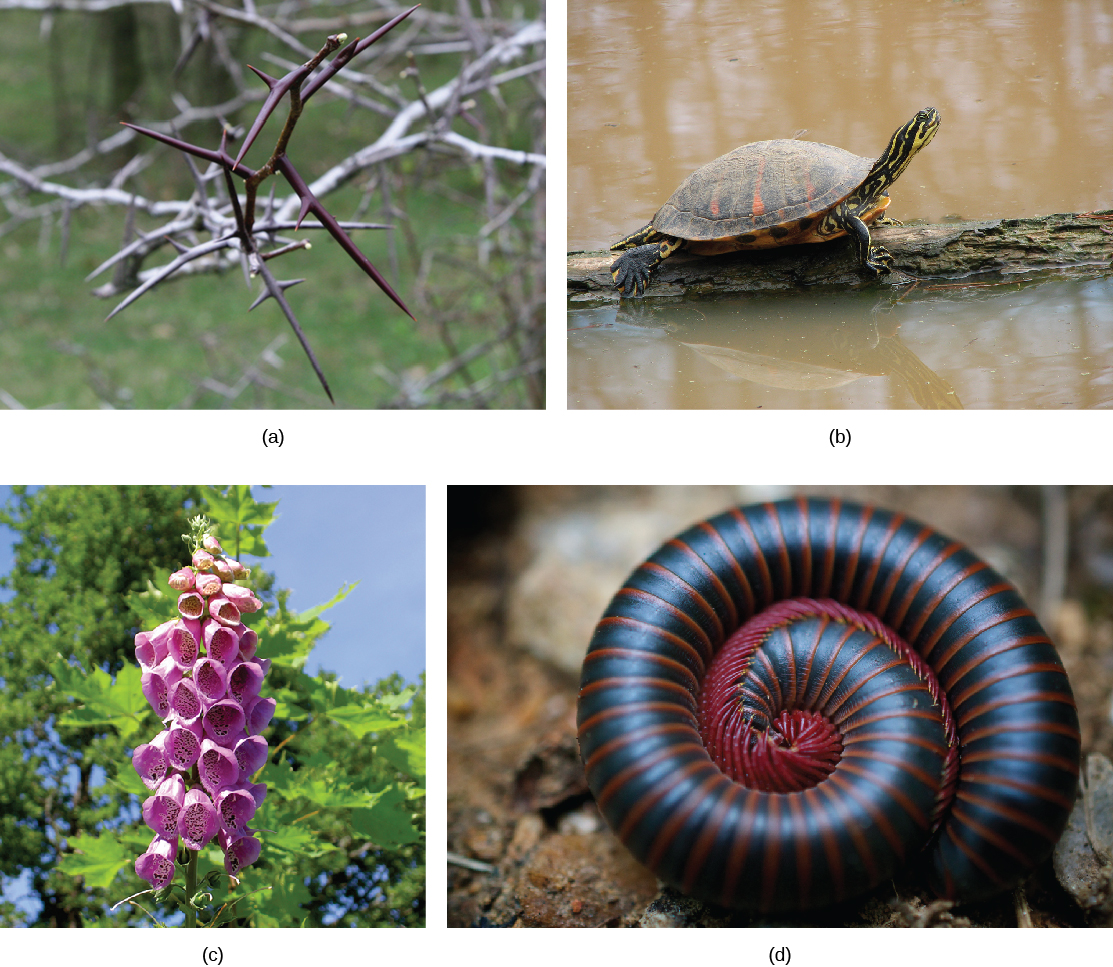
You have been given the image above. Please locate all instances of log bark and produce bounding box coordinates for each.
[568,211,1113,298]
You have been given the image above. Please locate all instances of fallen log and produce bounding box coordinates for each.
[568,211,1113,298]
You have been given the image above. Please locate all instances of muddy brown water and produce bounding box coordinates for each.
[567,0,1113,409]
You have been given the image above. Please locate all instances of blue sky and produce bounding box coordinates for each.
[0,485,426,687]
[252,485,426,687]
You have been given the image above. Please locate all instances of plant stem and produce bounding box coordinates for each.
[185,849,198,928]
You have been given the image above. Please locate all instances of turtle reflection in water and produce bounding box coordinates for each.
[610,108,941,296]
[681,322,962,410]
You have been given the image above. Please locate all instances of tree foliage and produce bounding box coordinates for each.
[0,485,425,927]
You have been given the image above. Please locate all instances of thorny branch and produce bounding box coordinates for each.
[112,8,421,403]
[0,0,546,408]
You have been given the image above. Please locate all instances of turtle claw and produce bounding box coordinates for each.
[611,244,660,297]
[864,244,896,276]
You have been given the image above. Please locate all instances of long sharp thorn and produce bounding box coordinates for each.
[246,65,279,89]
[277,156,414,320]
[302,5,421,102]
[248,278,305,311]
[234,63,313,169]
[123,121,256,179]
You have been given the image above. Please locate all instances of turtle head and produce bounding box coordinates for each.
[901,107,941,155]
[860,107,940,199]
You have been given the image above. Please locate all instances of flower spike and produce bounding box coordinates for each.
[132,526,272,889]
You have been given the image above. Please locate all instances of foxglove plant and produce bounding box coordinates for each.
[99,6,420,404]
[132,516,273,922]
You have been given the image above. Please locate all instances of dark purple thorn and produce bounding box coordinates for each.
[251,261,334,404]
[122,122,256,179]
[233,62,315,170]
[248,278,304,311]
[246,64,279,89]
[276,155,414,320]
[301,5,420,103]
[294,195,312,231]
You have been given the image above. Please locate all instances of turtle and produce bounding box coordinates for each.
[609,107,941,296]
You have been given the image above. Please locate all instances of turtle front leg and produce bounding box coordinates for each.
[843,213,894,276]
[610,235,685,296]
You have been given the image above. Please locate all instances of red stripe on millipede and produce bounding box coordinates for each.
[595,739,706,810]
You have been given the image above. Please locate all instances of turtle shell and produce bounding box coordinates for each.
[652,140,875,244]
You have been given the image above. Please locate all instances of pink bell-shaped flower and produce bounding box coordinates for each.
[168,676,203,723]
[134,619,178,669]
[244,695,276,735]
[221,584,261,612]
[235,624,258,661]
[194,657,230,704]
[233,733,269,781]
[165,719,203,772]
[208,595,241,627]
[177,788,219,850]
[168,566,195,591]
[142,773,187,838]
[135,834,178,889]
[213,559,235,583]
[141,656,181,719]
[215,783,261,837]
[203,698,247,746]
[198,737,240,796]
[205,620,241,664]
[180,616,202,657]
[228,661,265,705]
[225,558,247,579]
[132,731,171,790]
[245,781,267,810]
[168,620,200,669]
[219,830,262,876]
[196,572,223,597]
[177,590,205,620]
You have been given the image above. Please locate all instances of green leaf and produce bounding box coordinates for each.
[267,757,389,810]
[246,871,310,928]
[350,785,421,847]
[264,824,338,859]
[50,658,151,741]
[59,834,132,890]
[202,486,278,559]
[378,686,417,710]
[298,582,358,624]
[376,730,426,784]
[108,767,151,800]
[325,705,406,740]
[203,485,279,529]
[127,572,179,628]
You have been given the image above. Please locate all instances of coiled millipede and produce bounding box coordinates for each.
[576,498,1080,911]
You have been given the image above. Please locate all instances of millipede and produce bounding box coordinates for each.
[576,497,1081,911]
